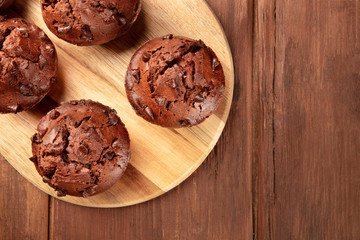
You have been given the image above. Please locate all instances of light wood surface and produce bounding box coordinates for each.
[0,0,233,207]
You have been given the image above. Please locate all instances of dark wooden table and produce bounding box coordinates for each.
[1,0,359,239]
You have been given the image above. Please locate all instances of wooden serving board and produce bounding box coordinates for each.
[0,0,234,207]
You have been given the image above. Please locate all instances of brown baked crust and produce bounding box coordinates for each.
[30,100,131,198]
[125,35,225,128]
[0,17,57,113]
[41,0,141,46]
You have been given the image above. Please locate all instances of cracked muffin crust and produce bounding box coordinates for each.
[125,35,225,128]
[41,0,141,46]
[30,100,131,197]
[0,17,57,113]
[0,0,14,10]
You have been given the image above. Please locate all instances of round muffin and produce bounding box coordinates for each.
[0,0,14,10]
[41,0,141,46]
[30,100,131,198]
[0,18,57,113]
[125,35,225,128]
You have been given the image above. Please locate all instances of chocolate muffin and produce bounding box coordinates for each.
[125,35,225,128]
[0,17,57,113]
[41,0,141,46]
[30,100,131,197]
[0,0,14,10]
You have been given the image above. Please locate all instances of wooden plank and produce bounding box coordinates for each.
[0,155,48,240]
[50,0,253,239]
[252,0,276,239]
[271,0,360,239]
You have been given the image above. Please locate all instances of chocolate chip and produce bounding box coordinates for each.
[102,8,114,23]
[118,17,127,25]
[69,100,78,105]
[7,104,20,112]
[111,139,122,148]
[162,34,173,40]
[179,119,191,126]
[131,69,140,84]
[45,45,55,54]
[84,164,91,169]
[156,97,167,107]
[50,110,60,119]
[78,143,89,155]
[57,25,71,34]
[39,31,47,40]
[85,186,97,195]
[42,176,51,183]
[39,55,48,70]
[90,1,100,7]
[197,39,206,48]
[194,95,206,103]
[169,79,177,88]
[104,151,115,160]
[19,84,33,96]
[57,190,66,197]
[81,25,93,41]
[212,58,220,71]
[29,156,37,163]
[82,191,90,198]
[108,114,118,126]
[20,61,29,70]
[16,27,29,38]
[144,106,155,120]
[142,52,151,62]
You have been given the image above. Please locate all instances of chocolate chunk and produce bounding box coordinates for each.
[29,156,37,163]
[194,95,206,103]
[156,97,166,107]
[108,114,118,126]
[104,151,115,160]
[39,55,48,70]
[131,69,140,84]
[118,17,127,25]
[7,104,20,112]
[57,25,71,34]
[42,176,51,183]
[144,106,154,120]
[57,190,66,197]
[142,52,151,62]
[50,110,60,119]
[111,139,122,148]
[212,58,220,71]
[16,27,28,38]
[179,119,191,127]
[78,143,89,155]
[20,61,29,70]
[82,191,90,198]
[162,34,173,40]
[19,84,33,96]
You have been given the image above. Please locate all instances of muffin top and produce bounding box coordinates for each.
[0,17,57,113]
[41,0,141,46]
[31,100,131,197]
[125,35,225,128]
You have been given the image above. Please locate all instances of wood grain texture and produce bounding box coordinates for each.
[270,0,360,239]
[0,155,48,240]
[49,0,253,239]
[0,0,234,207]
